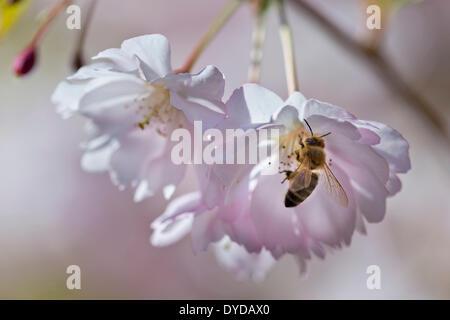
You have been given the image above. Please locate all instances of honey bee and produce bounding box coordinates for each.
[281,119,348,208]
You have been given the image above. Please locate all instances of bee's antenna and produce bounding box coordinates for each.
[303,119,313,135]
[320,132,332,138]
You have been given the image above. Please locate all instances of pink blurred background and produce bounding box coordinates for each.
[0,0,449,299]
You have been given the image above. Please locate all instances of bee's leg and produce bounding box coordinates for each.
[279,170,292,183]
[295,150,301,162]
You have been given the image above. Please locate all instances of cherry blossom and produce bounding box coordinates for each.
[151,83,410,278]
[52,34,226,201]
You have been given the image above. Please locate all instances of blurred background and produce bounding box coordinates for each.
[0,0,449,299]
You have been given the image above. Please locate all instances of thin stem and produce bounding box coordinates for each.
[30,0,72,47]
[277,0,299,95]
[248,2,267,83]
[290,0,449,144]
[362,0,383,52]
[73,0,97,69]
[175,0,242,74]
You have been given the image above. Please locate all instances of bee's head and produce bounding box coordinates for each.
[301,119,330,148]
[305,136,325,147]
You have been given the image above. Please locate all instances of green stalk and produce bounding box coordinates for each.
[277,0,299,94]
[248,1,268,83]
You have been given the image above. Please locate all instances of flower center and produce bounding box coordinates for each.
[136,84,184,136]
[278,125,307,171]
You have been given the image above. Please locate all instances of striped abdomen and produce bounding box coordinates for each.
[284,173,319,208]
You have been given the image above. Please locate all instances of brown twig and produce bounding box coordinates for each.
[290,0,449,143]
[72,0,97,70]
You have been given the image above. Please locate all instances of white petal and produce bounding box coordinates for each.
[170,91,226,129]
[272,105,302,131]
[301,99,357,120]
[68,62,130,81]
[109,129,166,188]
[77,75,148,116]
[151,192,204,247]
[52,81,85,118]
[121,34,172,81]
[284,91,307,108]
[138,151,186,201]
[163,184,177,200]
[134,181,154,202]
[164,65,225,102]
[225,84,284,127]
[306,114,361,141]
[81,140,118,172]
[152,192,202,228]
[151,214,194,247]
[92,48,137,72]
[214,237,276,282]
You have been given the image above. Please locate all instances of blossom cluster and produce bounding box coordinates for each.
[53,34,410,280]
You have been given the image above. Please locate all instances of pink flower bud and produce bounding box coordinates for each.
[13,45,37,77]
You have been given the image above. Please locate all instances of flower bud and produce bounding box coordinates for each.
[12,45,37,77]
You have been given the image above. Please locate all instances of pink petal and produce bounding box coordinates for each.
[191,210,224,254]
[336,155,389,223]
[249,174,306,258]
[386,172,402,196]
[366,121,411,173]
[326,133,390,187]
[297,162,357,246]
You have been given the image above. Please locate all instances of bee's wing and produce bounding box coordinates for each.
[290,156,312,191]
[319,163,349,207]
